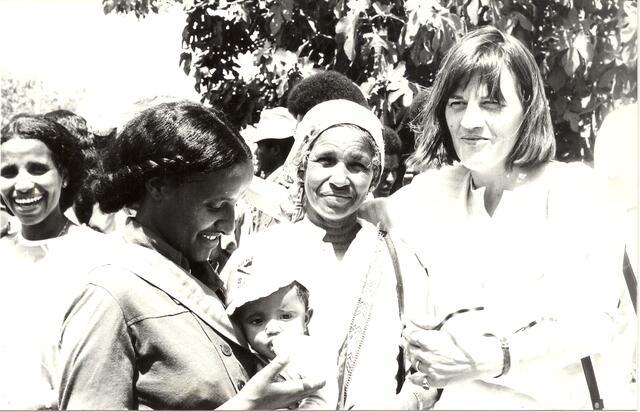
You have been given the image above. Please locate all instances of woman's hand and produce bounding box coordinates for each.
[220,353,325,410]
[397,374,440,410]
[402,320,503,388]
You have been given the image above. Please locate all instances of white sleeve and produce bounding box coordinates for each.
[509,164,626,369]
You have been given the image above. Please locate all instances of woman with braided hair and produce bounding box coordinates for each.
[57,101,324,409]
[0,114,105,408]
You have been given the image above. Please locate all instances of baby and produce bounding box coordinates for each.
[228,278,333,409]
[224,254,435,410]
[234,281,312,362]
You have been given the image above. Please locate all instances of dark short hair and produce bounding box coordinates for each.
[257,137,295,157]
[45,109,101,224]
[44,110,92,146]
[287,71,369,118]
[382,126,402,156]
[290,281,310,311]
[233,280,310,318]
[408,26,555,171]
[94,101,252,213]
[1,114,87,212]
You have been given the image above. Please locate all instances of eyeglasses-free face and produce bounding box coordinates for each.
[304,126,375,222]
[0,138,67,231]
[149,160,253,263]
[445,66,525,177]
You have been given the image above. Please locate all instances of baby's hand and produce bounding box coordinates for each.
[271,335,327,381]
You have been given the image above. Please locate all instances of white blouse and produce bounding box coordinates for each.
[385,161,635,409]
[0,225,107,409]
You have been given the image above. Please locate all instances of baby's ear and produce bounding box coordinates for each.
[304,308,314,329]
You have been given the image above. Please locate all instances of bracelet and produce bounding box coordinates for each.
[483,333,511,378]
[411,390,424,410]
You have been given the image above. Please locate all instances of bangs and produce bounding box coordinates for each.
[447,47,508,103]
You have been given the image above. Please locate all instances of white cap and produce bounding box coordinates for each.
[241,107,296,143]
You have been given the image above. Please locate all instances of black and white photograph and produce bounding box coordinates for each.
[0,0,637,409]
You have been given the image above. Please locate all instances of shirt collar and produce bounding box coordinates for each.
[120,218,225,295]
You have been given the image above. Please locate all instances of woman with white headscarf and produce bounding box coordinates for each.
[222,99,435,410]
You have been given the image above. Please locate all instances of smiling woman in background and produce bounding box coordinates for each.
[0,114,102,409]
[360,26,633,409]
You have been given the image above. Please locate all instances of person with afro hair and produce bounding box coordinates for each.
[286,70,369,120]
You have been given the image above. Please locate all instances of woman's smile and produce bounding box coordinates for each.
[198,231,221,242]
[459,135,491,147]
[13,193,46,213]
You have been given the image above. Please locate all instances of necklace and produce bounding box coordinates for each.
[18,219,71,242]
[55,219,72,238]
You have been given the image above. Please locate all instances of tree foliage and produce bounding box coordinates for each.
[107,0,637,163]
[1,76,83,128]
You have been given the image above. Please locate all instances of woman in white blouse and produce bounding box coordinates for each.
[0,115,104,408]
[361,26,634,409]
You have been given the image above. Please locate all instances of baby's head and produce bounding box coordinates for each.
[233,281,312,360]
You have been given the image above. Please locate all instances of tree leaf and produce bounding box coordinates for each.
[548,65,568,92]
[180,52,192,75]
[562,110,581,132]
[388,88,404,103]
[103,0,116,15]
[336,12,359,61]
[270,10,284,35]
[514,11,533,32]
[562,46,581,76]
[466,0,480,26]
[402,86,415,107]
[402,11,420,46]
[573,32,594,63]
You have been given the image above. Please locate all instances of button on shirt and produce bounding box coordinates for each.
[58,219,257,409]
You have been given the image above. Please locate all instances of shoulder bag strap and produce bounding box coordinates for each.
[623,247,637,313]
[381,231,404,318]
[581,357,604,410]
[546,178,604,410]
[381,231,408,395]
[582,246,637,410]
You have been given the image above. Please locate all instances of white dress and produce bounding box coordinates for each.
[384,161,635,409]
[0,224,107,409]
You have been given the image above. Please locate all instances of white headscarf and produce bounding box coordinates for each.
[281,99,384,222]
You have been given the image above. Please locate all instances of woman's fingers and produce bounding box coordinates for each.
[409,349,467,372]
[272,376,326,397]
[259,353,290,380]
[403,328,452,352]
[259,353,326,395]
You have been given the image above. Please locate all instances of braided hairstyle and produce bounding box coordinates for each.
[95,101,252,214]
[1,114,87,212]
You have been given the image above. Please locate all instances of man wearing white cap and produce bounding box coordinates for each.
[242,107,296,179]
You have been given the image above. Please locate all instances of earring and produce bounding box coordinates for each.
[62,181,68,188]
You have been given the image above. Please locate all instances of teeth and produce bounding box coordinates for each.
[14,196,43,205]
[200,233,219,241]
